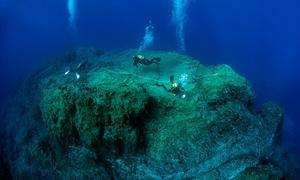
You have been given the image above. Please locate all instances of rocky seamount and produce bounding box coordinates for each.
[0,48,299,179]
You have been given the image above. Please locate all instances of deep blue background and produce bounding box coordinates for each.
[1,0,300,155]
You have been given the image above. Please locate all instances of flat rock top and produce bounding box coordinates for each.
[44,48,254,105]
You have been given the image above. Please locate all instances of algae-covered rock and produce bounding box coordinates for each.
[235,163,284,180]
[199,64,255,106]
[1,48,296,179]
[40,70,152,157]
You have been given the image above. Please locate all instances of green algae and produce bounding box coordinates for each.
[2,48,298,179]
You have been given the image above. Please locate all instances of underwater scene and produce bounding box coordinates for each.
[1,0,300,179]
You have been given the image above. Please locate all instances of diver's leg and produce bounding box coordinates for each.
[152,57,161,64]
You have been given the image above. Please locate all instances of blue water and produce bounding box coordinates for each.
[1,0,300,156]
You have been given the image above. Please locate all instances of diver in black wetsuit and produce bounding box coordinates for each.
[133,55,161,67]
[155,75,186,98]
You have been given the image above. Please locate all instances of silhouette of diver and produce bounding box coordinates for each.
[133,55,161,67]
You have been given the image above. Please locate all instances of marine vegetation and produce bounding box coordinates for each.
[1,48,299,179]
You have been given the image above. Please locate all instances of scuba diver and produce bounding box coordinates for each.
[133,55,161,67]
[168,75,186,98]
[64,61,87,80]
[156,75,186,98]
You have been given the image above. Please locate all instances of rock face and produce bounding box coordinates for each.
[1,48,297,179]
[40,70,152,158]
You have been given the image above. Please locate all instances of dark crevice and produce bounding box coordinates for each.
[0,141,12,180]
[133,97,157,154]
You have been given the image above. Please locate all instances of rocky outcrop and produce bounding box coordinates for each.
[1,48,296,179]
